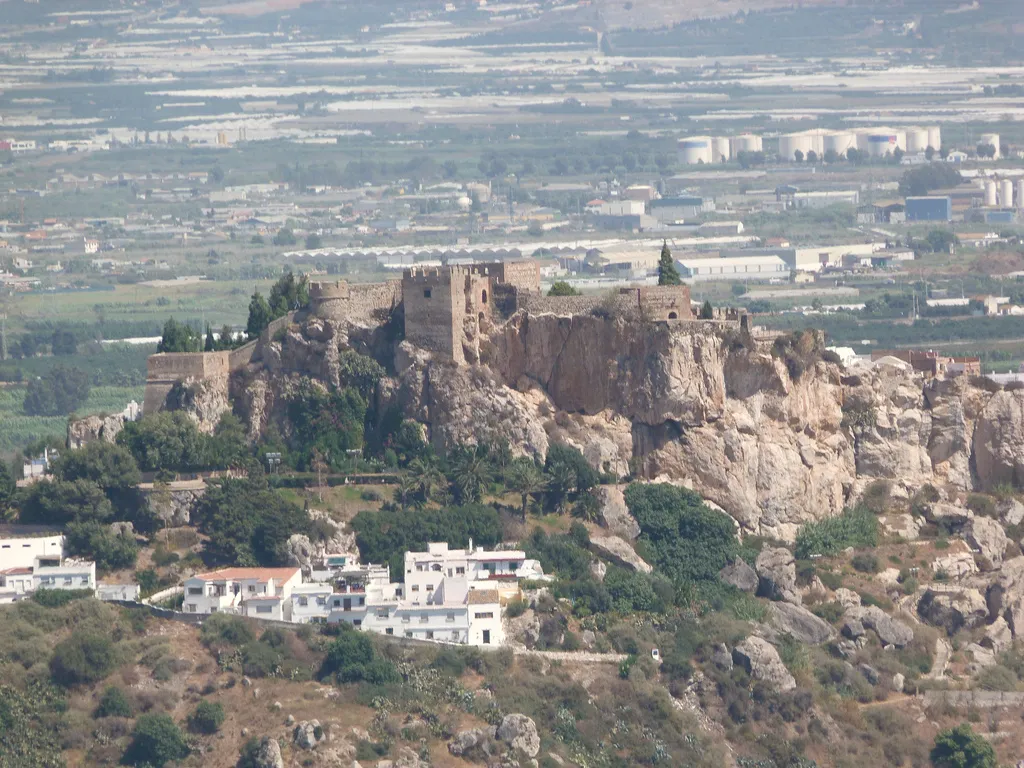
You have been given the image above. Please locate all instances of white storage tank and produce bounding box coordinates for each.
[730,134,763,154]
[1001,179,1014,207]
[679,137,712,165]
[905,127,930,154]
[927,126,942,153]
[823,131,856,156]
[980,133,1000,158]
[1017,180,1024,210]
[985,179,998,207]
[779,132,816,161]
[713,136,731,163]
[865,130,904,157]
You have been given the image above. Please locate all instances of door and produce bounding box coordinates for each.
[343,598,351,611]
[482,630,491,645]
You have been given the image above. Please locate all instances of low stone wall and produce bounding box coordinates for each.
[518,294,605,317]
[922,690,1024,708]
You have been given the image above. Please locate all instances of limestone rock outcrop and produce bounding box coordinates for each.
[755,547,800,604]
[67,413,128,449]
[496,714,540,758]
[918,586,988,634]
[719,559,758,593]
[595,485,640,540]
[768,602,835,645]
[732,636,796,692]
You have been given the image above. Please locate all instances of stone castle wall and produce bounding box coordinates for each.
[518,285,693,322]
[309,279,401,325]
[143,352,231,414]
[403,267,462,362]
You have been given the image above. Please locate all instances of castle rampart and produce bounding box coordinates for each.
[143,352,232,414]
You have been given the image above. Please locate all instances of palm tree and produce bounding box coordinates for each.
[393,475,417,511]
[545,460,578,515]
[505,457,547,520]
[450,446,493,505]
[410,457,445,507]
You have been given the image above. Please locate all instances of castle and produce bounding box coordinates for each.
[144,260,695,412]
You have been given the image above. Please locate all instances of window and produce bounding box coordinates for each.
[452,631,460,640]
[420,613,429,623]
[333,598,341,607]
[402,615,410,623]
[426,630,434,640]
[446,612,455,623]
[1,545,8,549]
[431,563,441,572]
[354,619,362,627]
[80,577,89,586]
[411,584,419,592]
[423,289,431,298]
[188,587,202,595]
[298,597,308,607]
[358,597,364,606]
[248,585,256,592]
[63,577,72,585]
[256,605,273,614]
[456,567,465,575]
[405,631,413,638]
[448,568,453,577]
[426,584,433,592]
[186,604,196,613]
[377,608,389,619]
[474,612,494,619]
[481,289,488,304]
[668,312,678,320]
[416,564,424,572]
[316,597,326,606]
[386,628,393,635]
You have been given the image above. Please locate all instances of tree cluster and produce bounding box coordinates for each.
[246,271,310,339]
[23,365,91,416]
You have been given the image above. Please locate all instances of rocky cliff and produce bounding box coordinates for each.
[235,309,1024,541]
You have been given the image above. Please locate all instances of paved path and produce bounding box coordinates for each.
[927,638,952,680]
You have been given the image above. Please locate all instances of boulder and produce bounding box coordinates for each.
[250,737,284,768]
[892,672,906,693]
[732,636,796,692]
[595,486,640,540]
[925,502,973,528]
[293,720,326,750]
[756,547,800,604]
[932,552,978,580]
[835,588,862,611]
[768,602,835,645]
[841,619,866,639]
[983,616,1013,653]
[448,726,497,758]
[879,513,921,541]
[966,643,997,668]
[719,559,758,593]
[497,714,540,758]
[858,664,880,685]
[918,587,988,634]
[589,560,607,582]
[713,643,734,671]
[856,605,914,647]
[587,536,652,574]
[966,516,1009,571]
[1000,499,1024,527]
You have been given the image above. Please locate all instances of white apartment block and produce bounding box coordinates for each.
[182,567,302,618]
[34,559,96,592]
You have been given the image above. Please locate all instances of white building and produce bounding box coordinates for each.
[182,567,302,617]
[678,255,789,282]
[34,559,96,593]
[0,525,64,570]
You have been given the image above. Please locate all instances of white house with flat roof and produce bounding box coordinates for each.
[0,525,64,570]
[182,567,302,616]
[33,559,96,593]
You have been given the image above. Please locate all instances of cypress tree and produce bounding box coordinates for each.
[658,242,682,286]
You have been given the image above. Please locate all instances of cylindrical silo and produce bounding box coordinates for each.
[985,180,998,207]
[678,137,712,165]
[980,133,1000,158]
[1001,179,1014,207]
[866,130,902,157]
[824,131,856,156]
[905,127,929,154]
[927,126,942,153]
[779,132,816,161]
[730,134,762,155]
[1017,180,1024,210]
[713,136,731,163]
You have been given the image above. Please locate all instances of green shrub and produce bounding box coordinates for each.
[861,480,892,514]
[50,632,117,687]
[319,627,398,684]
[810,601,844,624]
[817,570,843,590]
[31,588,93,608]
[187,700,225,734]
[851,553,879,573]
[123,713,190,767]
[95,686,133,718]
[200,614,255,648]
[930,723,996,768]
[976,665,1019,692]
[794,507,877,559]
[966,494,997,518]
[505,598,528,619]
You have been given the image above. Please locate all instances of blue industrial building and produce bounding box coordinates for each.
[905,196,952,222]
